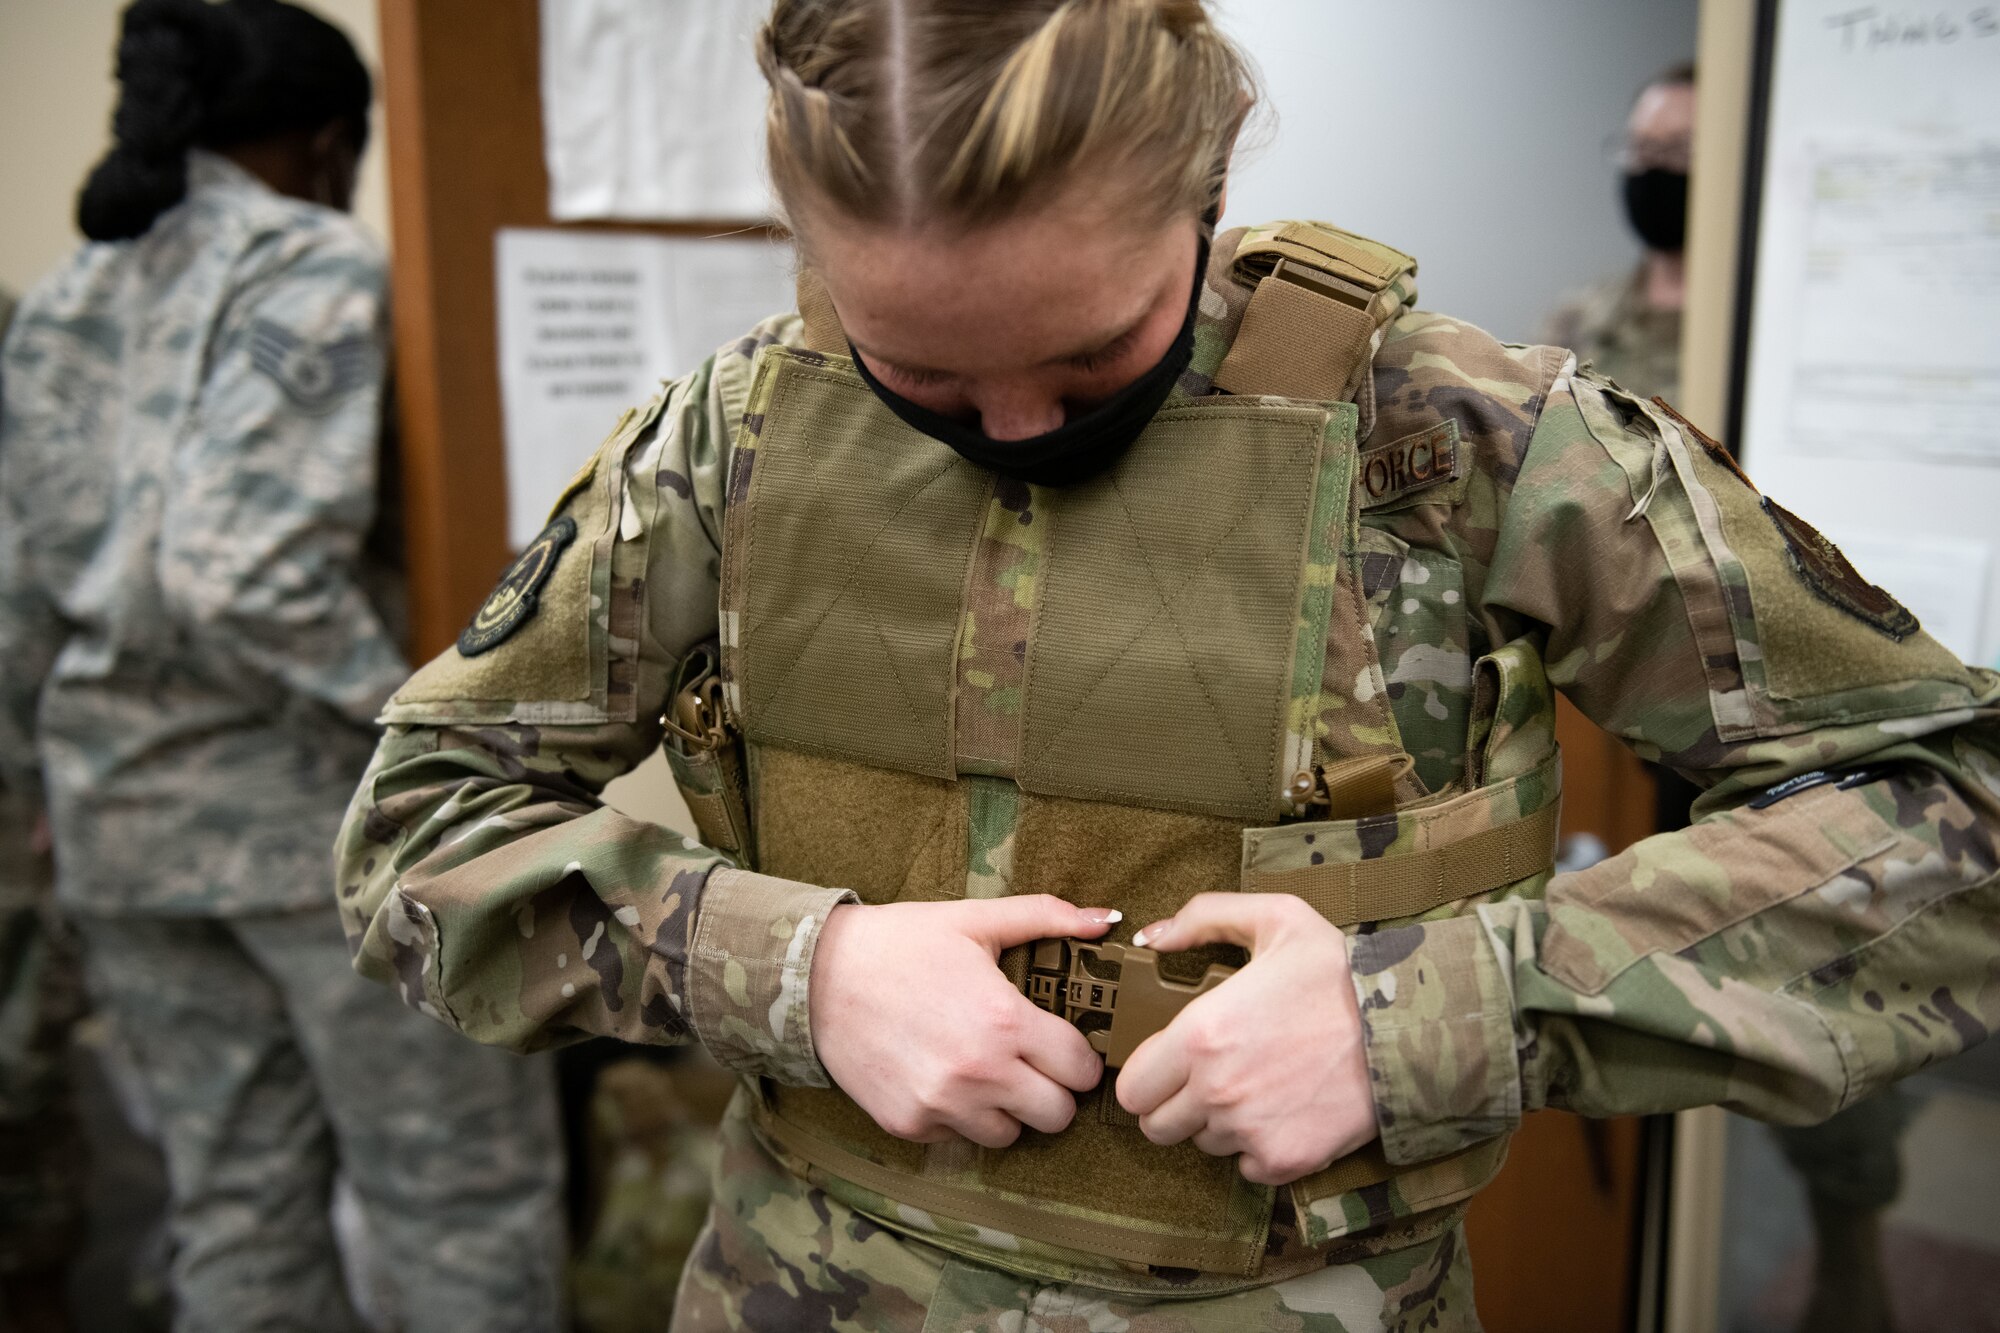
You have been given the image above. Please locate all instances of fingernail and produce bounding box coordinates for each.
[1079,908,1122,926]
[1133,919,1171,948]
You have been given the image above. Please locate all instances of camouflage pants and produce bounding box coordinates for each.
[0,794,86,1283]
[673,1096,1480,1332]
[76,907,567,1333]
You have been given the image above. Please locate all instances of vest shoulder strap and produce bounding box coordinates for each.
[1212,220,1419,404]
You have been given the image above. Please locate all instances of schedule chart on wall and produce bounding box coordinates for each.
[1736,2,2000,666]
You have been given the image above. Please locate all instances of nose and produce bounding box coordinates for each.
[975,388,1066,442]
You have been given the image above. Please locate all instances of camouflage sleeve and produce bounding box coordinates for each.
[0,323,62,799]
[159,224,407,726]
[1351,364,2000,1166]
[336,320,857,1084]
[0,455,59,801]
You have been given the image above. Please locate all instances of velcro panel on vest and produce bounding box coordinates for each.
[732,352,992,778]
[752,747,968,905]
[1021,400,1344,822]
[967,788,1263,1253]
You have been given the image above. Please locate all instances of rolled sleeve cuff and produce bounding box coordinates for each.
[688,867,857,1086]
[1349,912,1522,1165]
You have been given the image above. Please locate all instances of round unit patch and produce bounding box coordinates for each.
[457,516,579,657]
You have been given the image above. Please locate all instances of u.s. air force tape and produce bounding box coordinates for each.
[457,516,579,657]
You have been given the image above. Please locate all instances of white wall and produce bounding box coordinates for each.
[1215,0,1699,342]
[0,0,390,300]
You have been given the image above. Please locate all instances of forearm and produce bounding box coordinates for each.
[339,723,853,1081]
[1352,738,2000,1164]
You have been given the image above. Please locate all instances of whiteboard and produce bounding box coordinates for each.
[1737,2,2000,666]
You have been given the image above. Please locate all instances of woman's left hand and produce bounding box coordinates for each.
[1114,892,1378,1186]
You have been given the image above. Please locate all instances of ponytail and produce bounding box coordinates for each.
[75,0,372,243]
[77,0,229,242]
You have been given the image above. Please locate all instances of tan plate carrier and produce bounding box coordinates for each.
[687,221,1562,1281]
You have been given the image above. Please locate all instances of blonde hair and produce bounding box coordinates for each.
[757,0,1256,232]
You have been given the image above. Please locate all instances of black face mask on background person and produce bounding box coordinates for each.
[1622,168,1689,253]
[850,227,1211,488]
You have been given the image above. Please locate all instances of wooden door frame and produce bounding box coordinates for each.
[378,0,769,658]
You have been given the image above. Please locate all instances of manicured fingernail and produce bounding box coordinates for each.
[1133,919,1171,948]
[1079,908,1122,926]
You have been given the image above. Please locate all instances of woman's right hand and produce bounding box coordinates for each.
[808,895,1118,1148]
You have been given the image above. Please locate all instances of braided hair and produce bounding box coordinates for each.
[758,0,1255,234]
[76,0,371,242]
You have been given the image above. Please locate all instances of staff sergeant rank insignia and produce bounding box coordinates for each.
[1358,421,1462,508]
[457,516,579,657]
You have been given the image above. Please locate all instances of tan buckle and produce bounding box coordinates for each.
[663,644,732,753]
[1026,939,1234,1068]
[1269,256,1378,312]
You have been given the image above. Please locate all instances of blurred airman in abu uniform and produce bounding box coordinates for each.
[0,536,86,1332]
[337,3,2000,1328]
[0,3,565,1328]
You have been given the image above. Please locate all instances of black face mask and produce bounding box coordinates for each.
[849,228,1210,488]
[1622,168,1688,253]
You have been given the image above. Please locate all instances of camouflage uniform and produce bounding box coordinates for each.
[1545,266,1916,1234]
[0,281,90,1330]
[0,784,87,1325]
[0,151,565,1332]
[336,224,2000,1331]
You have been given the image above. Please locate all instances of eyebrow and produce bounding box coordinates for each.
[851,312,1151,379]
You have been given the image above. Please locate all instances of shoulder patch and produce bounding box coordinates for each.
[1358,421,1462,509]
[457,516,579,657]
[1762,497,1919,641]
[248,319,375,414]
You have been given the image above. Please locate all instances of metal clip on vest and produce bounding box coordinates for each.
[1026,939,1234,1069]
[660,643,754,860]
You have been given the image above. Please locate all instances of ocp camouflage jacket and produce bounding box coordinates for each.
[335,222,2000,1282]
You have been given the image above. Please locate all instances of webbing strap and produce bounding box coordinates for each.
[1316,753,1408,820]
[795,269,845,354]
[1212,275,1374,401]
[1250,799,1561,927]
[1271,222,1415,285]
[752,1095,1264,1275]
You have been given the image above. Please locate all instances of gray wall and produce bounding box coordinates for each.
[1215,0,1700,343]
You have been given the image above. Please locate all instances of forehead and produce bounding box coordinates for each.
[805,199,1189,372]
[1628,81,1695,140]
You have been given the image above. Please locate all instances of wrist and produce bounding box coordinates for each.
[1348,915,1520,1164]
[688,867,858,1086]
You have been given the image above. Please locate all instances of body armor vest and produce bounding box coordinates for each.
[678,222,1563,1286]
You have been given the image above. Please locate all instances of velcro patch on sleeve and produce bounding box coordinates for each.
[1358,421,1462,509]
[457,516,579,657]
[1762,497,1920,641]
